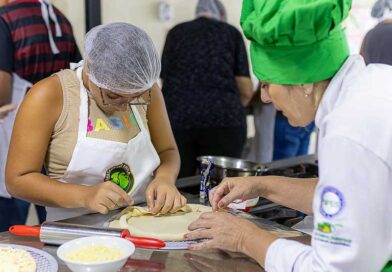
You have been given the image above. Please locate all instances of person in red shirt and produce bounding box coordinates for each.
[0,0,81,231]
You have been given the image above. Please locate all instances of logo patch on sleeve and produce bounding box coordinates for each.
[320,186,344,218]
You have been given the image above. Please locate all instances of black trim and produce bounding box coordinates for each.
[85,0,101,32]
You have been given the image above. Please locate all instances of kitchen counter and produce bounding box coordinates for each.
[0,182,311,271]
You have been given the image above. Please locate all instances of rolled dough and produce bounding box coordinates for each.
[109,204,212,241]
[109,204,303,241]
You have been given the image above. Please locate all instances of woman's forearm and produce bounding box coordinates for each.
[154,148,180,184]
[259,176,318,214]
[6,172,88,208]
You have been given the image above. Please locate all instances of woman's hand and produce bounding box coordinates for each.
[0,104,16,124]
[209,177,263,210]
[185,212,258,252]
[146,177,187,214]
[185,212,278,267]
[82,182,134,214]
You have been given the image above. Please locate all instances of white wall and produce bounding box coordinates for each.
[51,0,245,56]
[51,0,85,51]
[52,0,378,57]
[347,0,378,53]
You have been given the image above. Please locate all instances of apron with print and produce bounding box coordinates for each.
[46,66,160,221]
[0,74,32,198]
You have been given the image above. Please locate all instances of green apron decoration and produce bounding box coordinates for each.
[105,163,135,193]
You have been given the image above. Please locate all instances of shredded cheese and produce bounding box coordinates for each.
[0,247,36,272]
[66,244,124,263]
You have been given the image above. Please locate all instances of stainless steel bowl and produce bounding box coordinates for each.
[197,156,265,183]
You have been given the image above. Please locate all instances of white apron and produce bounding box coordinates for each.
[46,66,160,221]
[0,74,32,198]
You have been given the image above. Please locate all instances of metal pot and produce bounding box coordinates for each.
[197,156,265,184]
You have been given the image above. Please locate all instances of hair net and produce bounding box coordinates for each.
[196,0,227,22]
[84,22,161,95]
[371,0,392,18]
[215,0,227,22]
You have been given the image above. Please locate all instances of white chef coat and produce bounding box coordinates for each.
[265,55,392,272]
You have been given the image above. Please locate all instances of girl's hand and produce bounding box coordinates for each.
[82,182,133,214]
[146,178,187,214]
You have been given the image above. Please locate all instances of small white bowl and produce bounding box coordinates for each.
[57,236,135,272]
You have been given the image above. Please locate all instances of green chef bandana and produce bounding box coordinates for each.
[241,0,352,85]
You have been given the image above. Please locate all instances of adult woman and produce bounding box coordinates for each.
[185,0,392,271]
[160,0,253,177]
[6,23,186,221]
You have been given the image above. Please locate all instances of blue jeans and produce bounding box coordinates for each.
[0,197,29,232]
[0,198,46,232]
[273,113,315,161]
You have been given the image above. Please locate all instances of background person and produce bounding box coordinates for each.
[361,0,392,65]
[0,0,81,230]
[160,0,253,177]
[273,112,315,161]
[245,81,276,164]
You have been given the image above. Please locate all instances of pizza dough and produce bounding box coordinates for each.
[109,204,302,241]
[0,247,36,272]
[109,204,212,241]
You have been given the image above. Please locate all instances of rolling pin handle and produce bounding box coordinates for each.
[120,229,131,238]
[120,229,165,249]
[9,225,41,237]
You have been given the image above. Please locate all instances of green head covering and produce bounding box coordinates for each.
[241,0,352,85]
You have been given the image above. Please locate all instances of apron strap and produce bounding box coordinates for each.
[76,66,89,141]
[130,105,148,135]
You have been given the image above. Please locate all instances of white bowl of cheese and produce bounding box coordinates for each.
[57,236,135,272]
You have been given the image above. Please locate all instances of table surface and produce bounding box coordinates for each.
[0,187,310,271]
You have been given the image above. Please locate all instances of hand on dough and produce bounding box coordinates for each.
[145,177,187,215]
[185,212,279,267]
[185,212,277,252]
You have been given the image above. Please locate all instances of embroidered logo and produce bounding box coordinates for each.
[105,163,135,193]
[320,186,344,218]
[315,220,350,247]
[316,221,344,234]
[317,222,334,234]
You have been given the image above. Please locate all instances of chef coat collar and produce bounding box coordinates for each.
[315,55,366,128]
